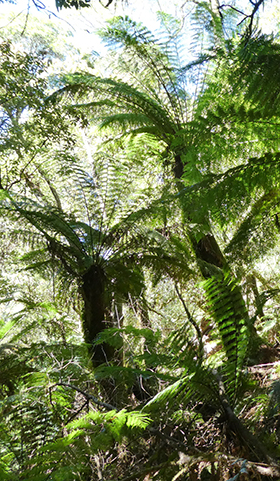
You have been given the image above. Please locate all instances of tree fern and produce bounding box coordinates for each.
[0,164,195,365]
[1,11,279,479]
[49,12,270,406]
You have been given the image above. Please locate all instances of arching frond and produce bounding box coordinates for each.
[225,190,280,264]
[202,271,249,404]
[179,152,280,228]
[51,73,178,140]
[99,15,188,116]
[234,34,280,116]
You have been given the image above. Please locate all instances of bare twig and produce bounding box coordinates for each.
[174,283,204,359]
[219,0,266,38]
[247,0,266,37]
[53,382,117,410]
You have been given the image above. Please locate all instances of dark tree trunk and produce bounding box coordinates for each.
[80,265,114,365]
[174,154,244,300]
[173,154,184,179]
[195,233,225,270]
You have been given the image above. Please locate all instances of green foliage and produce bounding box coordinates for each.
[0,4,280,480]
[0,339,90,477]
[202,271,249,403]
[234,34,280,115]
[20,407,150,480]
[0,41,75,194]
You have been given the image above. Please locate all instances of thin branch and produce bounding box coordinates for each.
[174,283,204,359]
[54,382,117,410]
[21,0,30,36]
[247,0,266,37]
[218,4,246,17]
[219,0,267,36]
[65,400,89,424]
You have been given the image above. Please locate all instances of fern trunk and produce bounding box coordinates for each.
[175,156,270,459]
[80,265,114,365]
[175,155,250,398]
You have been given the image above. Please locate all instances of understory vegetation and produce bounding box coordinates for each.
[1,1,280,479]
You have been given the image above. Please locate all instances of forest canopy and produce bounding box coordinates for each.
[1,1,280,480]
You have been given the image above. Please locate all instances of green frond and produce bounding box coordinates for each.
[99,15,183,93]
[99,112,157,131]
[21,407,151,480]
[52,13,206,137]
[10,198,85,252]
[225,190,280,263]
[202,271,249,403]
[94,362,150,382]
[191,1,225,53]
[234,34,280,115]
[65,159,134,232]
[144,362,220,415]
[179,152,280,228]
[99,16,156,48]
[93,321,202,390]
[0,319,17,342]
[52,73,177,133]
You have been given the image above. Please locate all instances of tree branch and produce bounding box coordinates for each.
[174,283,204,359]
[247,0,266,37]
[219,0,267,38]
[53,382,117,410]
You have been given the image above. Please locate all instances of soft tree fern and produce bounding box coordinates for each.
[1,5,280,480]
[0,161,192,365]
[50,9,260,391]
[46,7,280,460]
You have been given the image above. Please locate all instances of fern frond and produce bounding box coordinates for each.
[202,271,249,403]
[21,406,151,480]
[99,15,186,112]
[225,189,280,263]
[143,361,220,415]
[234,34,280,115]
[190,1,225,53]
[179,152,280,228]
[51,73,177,135]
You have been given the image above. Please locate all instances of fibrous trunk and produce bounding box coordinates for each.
[80,265,114,365]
